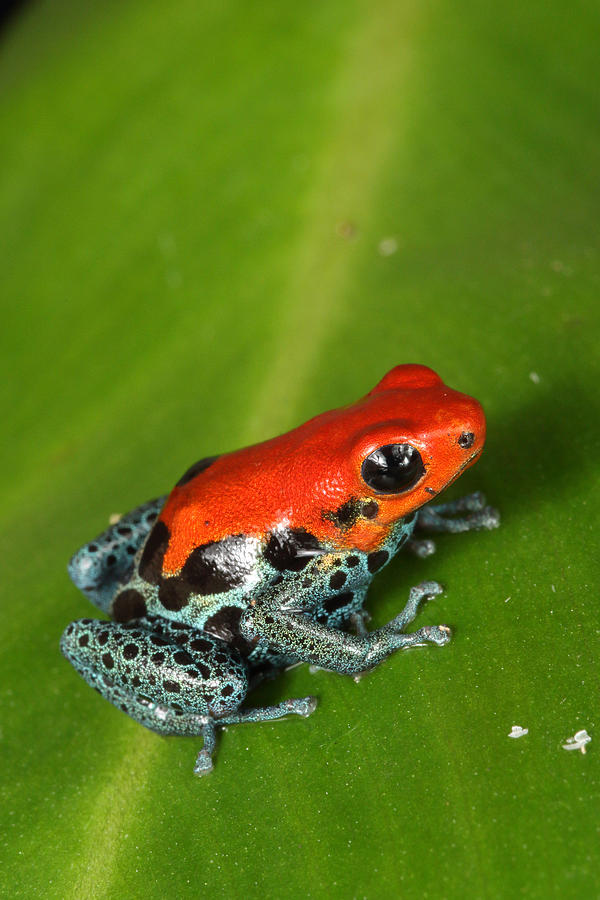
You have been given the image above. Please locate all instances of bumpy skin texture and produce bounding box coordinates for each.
[61,365,499,775]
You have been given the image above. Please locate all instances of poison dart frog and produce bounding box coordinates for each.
[61,365,499,775]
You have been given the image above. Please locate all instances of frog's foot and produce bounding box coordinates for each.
[406,538,436,558]
[417,491,500,535]
[194,721,217,776]
[192,697,318,776]
[355,581,450,668]
[218,696,318,726]
[392,580,444,629]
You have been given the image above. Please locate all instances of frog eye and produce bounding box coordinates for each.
[361,443,425,494]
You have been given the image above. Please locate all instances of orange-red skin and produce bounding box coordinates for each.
[159,365,486,575]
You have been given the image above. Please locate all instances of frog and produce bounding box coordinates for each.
[61,364,499,776]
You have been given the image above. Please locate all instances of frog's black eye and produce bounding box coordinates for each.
[361,443,425,494]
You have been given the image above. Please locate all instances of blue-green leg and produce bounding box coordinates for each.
[61,615,317,776]
[60,615,249,730]
[240,581,449,676]
[193,697,317,775]
[416,491,500,535]
[68,496,167,613]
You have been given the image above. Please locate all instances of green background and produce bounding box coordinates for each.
[1,0,599,897]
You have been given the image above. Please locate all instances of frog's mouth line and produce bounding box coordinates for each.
[442,447,482,490]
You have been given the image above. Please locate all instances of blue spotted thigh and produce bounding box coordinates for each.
[68,497,166,614]
[60,615,249,735]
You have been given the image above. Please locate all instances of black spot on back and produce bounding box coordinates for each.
[204,606,246,651]
[158,577,188,611]
[329,570,347,590]
[181,535,254,595]
[189,637,213,653]
[112,589,148,623]
[367,550,389,574]
[176,455,219,487]
[346,555,360,567]
[324,591,354,613]
[138,520,170,585]
[264,529,324,572]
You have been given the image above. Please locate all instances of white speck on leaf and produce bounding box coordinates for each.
[109,513,122,525]
[508,725,528,738]
[529,371,540,384]
[562,730,591,754]
[378,237,398,256]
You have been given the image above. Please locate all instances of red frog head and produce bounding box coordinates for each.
[160,364,487,572]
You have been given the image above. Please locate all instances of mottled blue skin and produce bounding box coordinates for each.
[61,492,498,775]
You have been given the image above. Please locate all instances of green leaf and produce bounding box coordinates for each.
[1,0,598,896]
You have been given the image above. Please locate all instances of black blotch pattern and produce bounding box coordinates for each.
[123,643,139,660]
[367,550,389,573]
[182,535,252,594]
[138,521,170,585]
[362,500,379,519]
[324,591,354,613]
[190,637,212,653]
[204,606,246,651]
[112,589,148,623]
[140,523,256,610]
[158,578,187,612]
[346,555,359,567]
[175,455,219,487]
[329,570,347,590]
[264,529,323,572]
[101,652,114,669]
[323,498,362,529]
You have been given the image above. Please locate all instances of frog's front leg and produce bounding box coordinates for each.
[416,491,500,536]
[240,581,449,676]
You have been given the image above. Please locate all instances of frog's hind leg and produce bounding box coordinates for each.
[67,496,166,613]
[60,615,316,776]
[61,615,248,767]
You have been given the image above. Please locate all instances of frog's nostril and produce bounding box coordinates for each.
[458,432,475,449]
